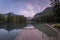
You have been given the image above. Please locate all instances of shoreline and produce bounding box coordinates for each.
[45,23,60,40]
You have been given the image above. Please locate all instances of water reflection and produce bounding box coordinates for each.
[0,29,22,40]
[0,23,59,40]
[25,24,35,28]
[0,23,27,40]
[0,29,9,40]
[0,23,27,31]
[32,24,58,40]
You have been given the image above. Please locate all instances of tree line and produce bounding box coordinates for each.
[0,12,27,24]
[31,6,60,23]
[31,0,60,23]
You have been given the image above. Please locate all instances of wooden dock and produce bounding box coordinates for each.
[15,28,49,40]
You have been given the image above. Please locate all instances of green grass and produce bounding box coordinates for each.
[54,24,60,28]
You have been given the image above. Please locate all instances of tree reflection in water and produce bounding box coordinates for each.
[0,23,27,31]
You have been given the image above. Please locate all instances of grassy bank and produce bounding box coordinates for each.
[54,24,60,29]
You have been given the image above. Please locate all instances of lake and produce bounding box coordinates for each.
[0,23,59,40]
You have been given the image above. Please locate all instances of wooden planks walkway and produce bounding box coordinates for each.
[15,28,49,40]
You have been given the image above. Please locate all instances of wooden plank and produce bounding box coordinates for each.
[15,28,49,40]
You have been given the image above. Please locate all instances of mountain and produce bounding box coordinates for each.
[33,7,54,18]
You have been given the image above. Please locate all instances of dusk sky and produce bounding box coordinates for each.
[0,0,51,17]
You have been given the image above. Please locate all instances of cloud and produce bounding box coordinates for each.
[17,2,43,17]
[25,3,34,11]
[17,10,36,17]
[17,3,36,17]
[24,2,42,16]
[0,0,50,17]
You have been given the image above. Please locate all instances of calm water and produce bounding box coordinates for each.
[0,23,59,40]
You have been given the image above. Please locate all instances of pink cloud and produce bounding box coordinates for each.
[17,3,42,17]
[17,0,50,17]
[19,10,36,17]
[25,3,34,11]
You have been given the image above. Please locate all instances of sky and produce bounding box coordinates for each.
[0,0,51,17]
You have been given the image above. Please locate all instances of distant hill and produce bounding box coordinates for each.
[32,7,56,23]
[34,7,53,17]
[34,7,54,18]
